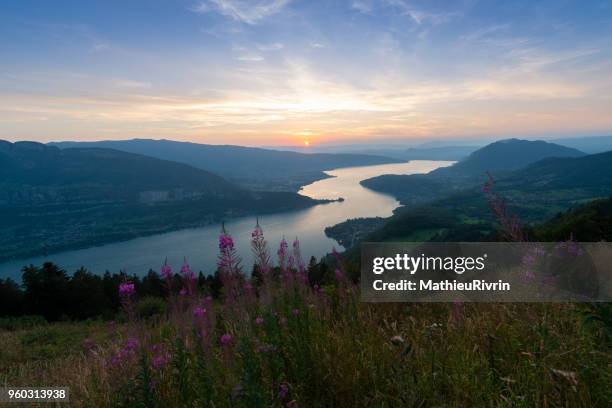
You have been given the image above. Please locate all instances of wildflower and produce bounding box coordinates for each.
[179,287,187,296]
[125,337,139,351]
[218,226,242,276]
[288,255,295,270]
[193,307,206,318]
[161,262,172,280]
[219,233,234,251]
[119,282,135,297]
[278,237,288,271]
[180,260,195,280]
[279,383,289,400]
[313,284,320,291]
[255,316,264,325]
[152,354,169,370]
[251,220,271,277]
[292,308,299,316]
[220,333,233,347]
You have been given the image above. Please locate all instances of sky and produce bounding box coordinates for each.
[1,0,612,146]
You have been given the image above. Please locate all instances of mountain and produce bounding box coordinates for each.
[266,144,479,161]
[432,138,584,177]
[0,141,239,206]
[500,150,612,191]
[49,139,402,191]
[361,139,585,205]
[342,151,612,256]
[0,140,322,261]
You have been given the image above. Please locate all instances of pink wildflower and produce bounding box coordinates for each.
[279,383,289,400]
[119,282,135,297]
[152,354,170,370]
[255,316,264,325]
[278,237,288,271]
[251,221,271,277]
[125,337,139,351]
[193,307,206,318]
[161,262,172,280]
[220,333,233,347]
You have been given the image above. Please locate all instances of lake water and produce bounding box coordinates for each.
[0,160,453,280]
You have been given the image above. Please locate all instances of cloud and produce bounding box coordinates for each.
[257,42,284,51]
[194,0,291,25]
[382,0,459,25]
[351,0,374,14]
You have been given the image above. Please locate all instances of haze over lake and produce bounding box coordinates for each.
[0,161,452,280]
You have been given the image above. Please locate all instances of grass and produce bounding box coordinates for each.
[1,285,610,407]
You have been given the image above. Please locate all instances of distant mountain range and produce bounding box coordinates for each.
[341,140,612,248]
[0,140,325,261]
[49,139,402,191]
[266,144,478,161]
[361,139,586,205]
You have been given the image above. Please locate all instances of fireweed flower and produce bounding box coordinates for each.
[179,287,187,296]
[180,259,197,295]
[292,308,300,316]
[255,316,264,325]
[218,227,244,307]
[193,307,206,318]
[220,333,233,347]
[118,281,136,321]
[161,261,172,280]
[251,221,271,283]
[119,282,135,297]
[125,337,139,351]
[482,172,526,242]
[152,354,170,371]
[279,383,289,400]
[277,237,288,272]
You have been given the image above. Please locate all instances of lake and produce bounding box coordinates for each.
[0,160,453,280]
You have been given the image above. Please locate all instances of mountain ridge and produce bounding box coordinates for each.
[49,138,403,191]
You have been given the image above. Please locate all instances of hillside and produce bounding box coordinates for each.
[532,197,612,241]
[0,141,240,206]
[361,139,585,206]
[433,138,584,177]
[341,150,612,252]
[50,139,402,191]
[0,141,322,261]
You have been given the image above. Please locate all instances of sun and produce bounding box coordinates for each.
[304,140,310,147]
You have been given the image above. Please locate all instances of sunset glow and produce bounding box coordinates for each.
[1,1,611,145]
